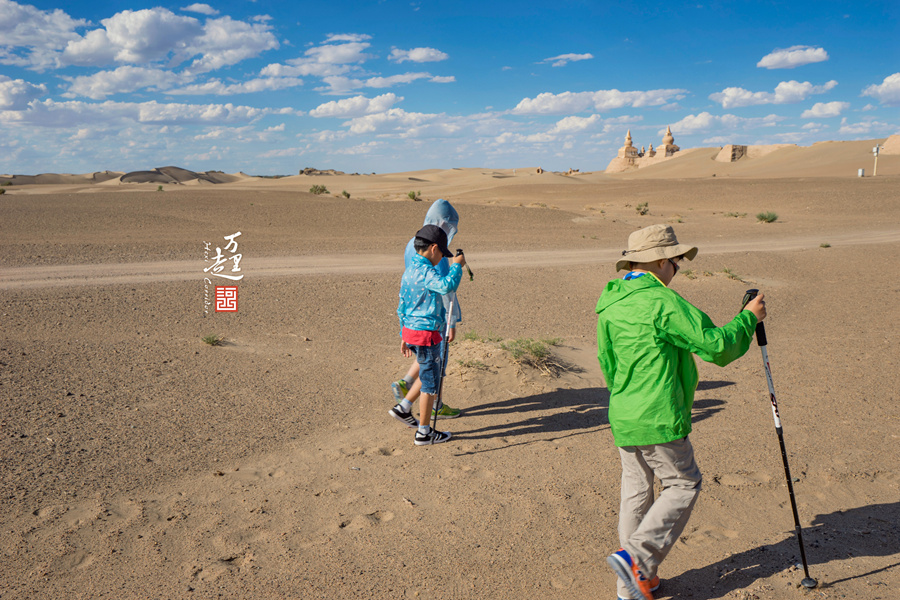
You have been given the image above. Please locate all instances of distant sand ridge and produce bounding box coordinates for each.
[0,136,898,192]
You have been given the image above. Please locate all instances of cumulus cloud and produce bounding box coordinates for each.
[0,0,87,69]
[540,53,594,67]
[757,45,829,69]
[309,93,402,118]
[184,17,279,73]
[669,112,784,134]
[709,80,837,108]
[181,3,219,15]
[0,98,291,128]
[512,88,687,115]
[430,75,455,84]
[862,73,900,106]
[57,8,278,73]
[550,114,602,133]
[63,9,203,66]
[166,77,304,96]
[62,66,190,99]
[365,73,433,88]
[837,117,892,136]
[261,39,372,80]
[389,47,449,63]
[0,76,47,110]
[800,101,849,118]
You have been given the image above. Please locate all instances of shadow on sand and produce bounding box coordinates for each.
[452,381,735,454]
[665,501,900,599]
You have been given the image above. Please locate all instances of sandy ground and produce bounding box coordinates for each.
[1,153,899,599]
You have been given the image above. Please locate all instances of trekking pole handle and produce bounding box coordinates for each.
[456,248,474,281]
[741,288,768,346]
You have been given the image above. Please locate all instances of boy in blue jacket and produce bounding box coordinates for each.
[391,199,464,419]
[391,224,466,445]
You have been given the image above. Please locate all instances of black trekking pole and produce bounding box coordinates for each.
[742,289,817,589]
[457,248,473,281]
[431,297,455,440]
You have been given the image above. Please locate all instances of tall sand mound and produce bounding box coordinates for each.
[615,139,899,178]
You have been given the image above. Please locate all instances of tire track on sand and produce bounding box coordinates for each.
[1,229,898,290]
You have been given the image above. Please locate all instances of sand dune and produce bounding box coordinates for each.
[1,149,899,599]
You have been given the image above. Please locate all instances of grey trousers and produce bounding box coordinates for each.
[616,437,702,599]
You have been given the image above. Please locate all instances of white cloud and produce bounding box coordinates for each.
[0,77,47,110]
[63,9,203,66]
[62,66,189,99]
[837,117,892,136]
[430,75,455,84]
[862,73,900,106]
[185,16,279,73]
[669,111,784,134]
[802,122,823,130]
[335,141,380,155]
[0,1,89,70]
[0,98,290,128]
[181,3,219,16]
[540,53,594,67]
[261,39,372,80]
[389,47,449,63]
[365,73,432,88]
[58,9,277,73]
[166,77,304,95]
[801,101,849,118]
[861,103,877,111]
[757,45,829,69]
[309,93,402,118]
[550,114,602,133]
[512,88,687,115]
[709,80,837,108]
[324,33,371,43]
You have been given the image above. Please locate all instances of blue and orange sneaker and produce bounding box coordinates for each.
[608,548,654,600]
[617,576,660,600]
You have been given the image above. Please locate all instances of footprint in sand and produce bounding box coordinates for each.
[368,446,403,456]
[339,510,394,531]
[50,549,94,572]
[680,526,740,546]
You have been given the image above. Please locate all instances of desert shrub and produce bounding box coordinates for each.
[463,330,502,343]
[157,185,163,192]
[724,212,746,218]
[408,190,421,201]
[636,202,649,215]
[202,334,224,346]
[501,337,565,375]
[309,185,329,195]
[0,188,4,195]
[820,243,831,248]
[756,211,778,223]
[341,190,350,198]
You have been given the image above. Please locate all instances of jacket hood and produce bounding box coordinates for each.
[423,199,459,245]
[595,274,664,314]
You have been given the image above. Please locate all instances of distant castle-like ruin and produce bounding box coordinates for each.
[605,126,681,173]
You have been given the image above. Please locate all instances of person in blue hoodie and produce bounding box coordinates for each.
[390,199,464,420]
[391,224,466,445]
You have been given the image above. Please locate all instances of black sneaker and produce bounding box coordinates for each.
[414,427,452,446]
[389,405,418,428]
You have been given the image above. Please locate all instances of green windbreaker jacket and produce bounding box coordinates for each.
[595,273,757,447]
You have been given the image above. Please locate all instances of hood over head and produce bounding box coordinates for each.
[423,199,459,245]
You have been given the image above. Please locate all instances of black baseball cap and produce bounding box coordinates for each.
[415,224,453,258]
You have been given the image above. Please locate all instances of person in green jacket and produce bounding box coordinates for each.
[596,224,767,600]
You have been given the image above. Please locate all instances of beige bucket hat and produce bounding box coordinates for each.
[616,224,698,271]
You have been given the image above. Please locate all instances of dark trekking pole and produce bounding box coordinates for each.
[742,289,817,589]
[457,248,473,281]
[431,298,455,439]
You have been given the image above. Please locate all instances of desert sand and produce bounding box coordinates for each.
[1,140,899,600]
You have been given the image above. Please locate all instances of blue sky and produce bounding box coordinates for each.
[1,0,898,174]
